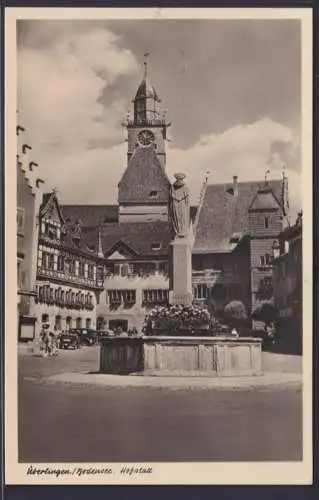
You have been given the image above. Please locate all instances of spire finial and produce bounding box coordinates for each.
[143,51,150,78]
[264,168,270,184]
[282,163,287,179]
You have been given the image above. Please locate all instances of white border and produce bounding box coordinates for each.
[5,7,313,485]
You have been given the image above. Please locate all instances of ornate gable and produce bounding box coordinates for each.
[40,192,64,225]
[105,241,138,260]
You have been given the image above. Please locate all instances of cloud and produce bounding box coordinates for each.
[167,117,301,218]
[18,22,138,162]
[17,23,300,222]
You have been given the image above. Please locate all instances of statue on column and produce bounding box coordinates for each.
[171,173,190,238]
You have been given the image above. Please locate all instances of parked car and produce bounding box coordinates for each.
[70,328,98,346]
[59,333,81,350]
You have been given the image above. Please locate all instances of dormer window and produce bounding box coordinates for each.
[151,242,161,251]
[149,190,158,198]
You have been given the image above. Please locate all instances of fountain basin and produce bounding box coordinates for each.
[99,336,262,377]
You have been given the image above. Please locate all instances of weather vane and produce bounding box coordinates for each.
[144,51,150,77]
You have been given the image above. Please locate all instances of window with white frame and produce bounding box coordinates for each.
[193,284,208,300]
[142,289,169,304]
[88,264,94,279]
[79,262,85,277]
[114,263,135,277]
[260,254,272,266]
[123,289,136,304]
[57,255,64,271]
[108,290,122,304]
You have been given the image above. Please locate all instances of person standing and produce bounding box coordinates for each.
[40,323,50,357]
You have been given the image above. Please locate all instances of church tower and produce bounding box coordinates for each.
[118,55,172,223]
[125,53,170,170]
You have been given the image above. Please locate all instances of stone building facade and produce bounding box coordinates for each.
[272,213,302,350]
[17,123,45,340]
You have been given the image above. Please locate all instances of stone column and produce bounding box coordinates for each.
[169,173,194,307]
[170,232,193,306]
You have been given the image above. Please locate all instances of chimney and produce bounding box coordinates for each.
[233,176,238,196]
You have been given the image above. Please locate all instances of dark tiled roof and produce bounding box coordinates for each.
[190,206,198,223]
[118,145,171,204]
[135,77,159,101]
[83,221,174,258]
[61,205,118,226]
[194,180,283,253]
[249,187,282,211]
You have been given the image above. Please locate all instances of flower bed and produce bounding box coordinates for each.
[143,304,213,336]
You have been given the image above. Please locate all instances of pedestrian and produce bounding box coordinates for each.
[231,327,239,339]
[49,331,59,356]
[40,323,50,357]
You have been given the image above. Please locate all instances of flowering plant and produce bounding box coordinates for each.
[143,304,211,335]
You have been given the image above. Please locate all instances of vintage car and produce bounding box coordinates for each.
[69,328,98,346]
[59,333,81,350]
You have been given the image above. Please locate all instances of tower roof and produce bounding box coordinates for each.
[134,77,159,101]
[118,145,170,204]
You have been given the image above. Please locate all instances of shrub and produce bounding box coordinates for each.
[222,301,247,329]
[252,298,277,328]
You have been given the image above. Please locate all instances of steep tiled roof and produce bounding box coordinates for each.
[83,221,174,258]
[40,192,65,223]
[61,205,118,226]
[194,180,283,253]
[249,187,282,211]
[118,145,171,204]
[135,77,159,101]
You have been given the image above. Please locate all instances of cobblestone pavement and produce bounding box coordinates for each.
[18,345,302,463]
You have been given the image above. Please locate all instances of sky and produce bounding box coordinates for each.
[17,18,301,218]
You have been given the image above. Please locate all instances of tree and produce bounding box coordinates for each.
[252,298,277,328]
[222,301,247,329]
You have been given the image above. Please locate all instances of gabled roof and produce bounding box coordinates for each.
[194,179,283,253]
[118,145,171,204]
[83,221,174,258]
[249,185,282,211]
[40,192,65,224]
[104,240,139,259]
[61,205,118,226]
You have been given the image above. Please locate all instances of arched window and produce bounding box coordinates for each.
[97,316,106,331]
[86,318,92,329]
[76,317,82,329]
[41,313,49,324]
[66,316,72,330]
[55,315,62,331]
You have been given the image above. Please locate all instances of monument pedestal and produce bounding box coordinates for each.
[170,234,193,306]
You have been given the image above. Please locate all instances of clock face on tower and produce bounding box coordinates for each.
[138,129,155,146]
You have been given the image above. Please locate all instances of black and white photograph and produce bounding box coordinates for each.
[5,7,312,485]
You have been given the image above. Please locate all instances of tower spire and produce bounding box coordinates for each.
[97,226,104,258]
